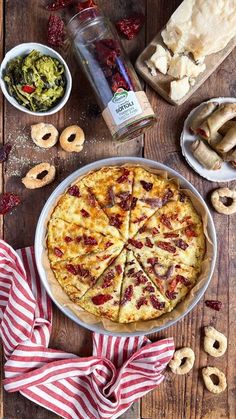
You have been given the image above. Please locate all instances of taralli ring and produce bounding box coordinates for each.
[31,123,59,149]
[168,347,195,375]
[202,367,227,394]
[22,163,56,189]
[211,188,236,215]
[204,326,227,357]
[59,125,85,152]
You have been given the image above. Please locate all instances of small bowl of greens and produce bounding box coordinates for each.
[0,43,72,116]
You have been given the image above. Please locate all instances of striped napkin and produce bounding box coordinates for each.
[0,240,175,419]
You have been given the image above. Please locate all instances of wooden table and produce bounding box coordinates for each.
[1,1,235,418]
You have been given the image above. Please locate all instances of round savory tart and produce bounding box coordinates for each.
[46,166,205,324]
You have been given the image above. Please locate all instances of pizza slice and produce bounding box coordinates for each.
[134,195,203,238]
[128,223,205,268]
[50,243,124,302]
[78,249,127,321]
[129,167,179,238]
[132,252,199,310]
[52,180,121,239]
[47,218,124,264]
[118,251,169,323]
[83,166,134,240]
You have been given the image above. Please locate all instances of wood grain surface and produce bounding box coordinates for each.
[1,1,235,418]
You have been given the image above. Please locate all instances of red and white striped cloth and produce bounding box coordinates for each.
[0,240,175,419]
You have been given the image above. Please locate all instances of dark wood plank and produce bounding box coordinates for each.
[141,1,235,418]
[2,0,145,418]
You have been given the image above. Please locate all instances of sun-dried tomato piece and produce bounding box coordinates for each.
[118,193,131,211]
[133,214,147,224]
[176,274,191,287]
[81,209,90,218]
[134,270,147,285]
[111,72,129,93]
[152,227,159,235]
[47,15,65,47]
[76,236,82,243]
[127,267,135,276]
[165,290,177,300]
[164,232,179,238]
[95,39,120,68]
[138,225,146,234]
[83,234,98,245]
[174,239,189,251]
[147,257,158,266]
[136,296,148,310]
[160,214,172,229]
[107,186,116,207]
[68,185,81,197]
[117,169,130,184]
[145,237,153,248]
[150,295,165,310]
[143,284,155,293]
[109,214,122,228]
[140,197,162,208]
[87,192,97,207]
[140,180,153,191]
[131,197,138,209]
[102,270,115,288]
[115,264,123,275]
[64,236,73,243]
[0,193,20,215]
[157,241,176,253]
[121,285,133,305]
[46,0,74,11]
[66,264,78,275]
[185,225,198,238]
[128,238,143,249]
[92,294,113,305]
[205,300,222,311]
[162,189,174,205]
[116,13,145,40]
[179,192,186,203]
[0,143,12,163]
[76,0,97,12]
[54,247,64,257]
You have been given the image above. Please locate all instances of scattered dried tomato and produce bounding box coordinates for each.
[128,238,143,249]
[162,189,174,205]
[118,193,131,211]
[117,169,130,183]
[64,236,73,243]
[160,214,172,229]
[87,191,97,207]
[47,15,65,47]
[22,85,36,94]
[115,264,123,274]
[134,270,147,285]
[145,237,153,248]
[136,297,148,309]
[109,214,122,229]
[165,290,177,300]
[102,270,115,288]
[131,197,138,209]
[205,300,222,311]
[121,285,133,305]
[140,180,153,191]
[140,197,162,208]
[150,295,165,310]
[147,257,158,266]
[105,241,113,249]
[0,143,12,163]
[46,0,74,11]
[133,214,147,224]
[83,235,98,245]
[152,227,159,235]
[116,13,145,40]
[185,225,197,238]
[164,232,179,238]
[81,209,90,217]
[68,185,81,197]
[157,241,176,254]
[0,193,20,215]
[176,274,191,287]
[92,294,113,305]
[179,193,186,203]
[143,285,155,293]
[174,239,189,251]
[54,247,64,257]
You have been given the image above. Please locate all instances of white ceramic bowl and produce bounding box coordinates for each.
[0,42,72,116]
[35,157,217,337]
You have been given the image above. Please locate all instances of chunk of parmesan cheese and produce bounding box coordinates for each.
[170,76,190,101]
[148,44,171,75]
[168,54,206,79]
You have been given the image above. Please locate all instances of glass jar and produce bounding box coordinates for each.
[67,6,157,142]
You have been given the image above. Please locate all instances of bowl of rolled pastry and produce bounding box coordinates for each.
[181,97,236,182]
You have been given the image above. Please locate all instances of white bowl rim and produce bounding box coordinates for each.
[0,42,72,116]
[35,157,217,337]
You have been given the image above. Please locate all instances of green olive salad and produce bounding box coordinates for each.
[3,50,66,112]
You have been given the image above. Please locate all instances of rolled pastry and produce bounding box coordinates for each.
[219,120,236,136]
[198,103,236,139]
[208,131,223,148]
[216,127,236,153]
[191,139,222,170]
[223,148,236,162]
[190,102,218,134]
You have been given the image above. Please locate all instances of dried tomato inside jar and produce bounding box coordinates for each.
[67,6,156,142]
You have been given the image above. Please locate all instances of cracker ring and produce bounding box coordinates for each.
[59,125,85,152]
[31,123,59,149]
[204,326,227,357]
[169,347,195,375]
[211,188,236,215]
[22,163,56,189]
[202,367,227,394]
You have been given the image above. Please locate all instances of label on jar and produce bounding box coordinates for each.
[102,91,156,137]
[107,89,142,125]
